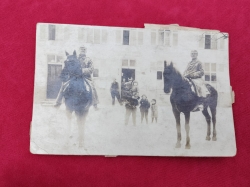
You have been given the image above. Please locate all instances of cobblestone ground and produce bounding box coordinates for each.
[31,101,236,156]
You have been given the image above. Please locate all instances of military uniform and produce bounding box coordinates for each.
[125,98,139,126]
[110,81,122,105]
[55,54,99,107]
[78,55,99,107]
[183,59,208,97]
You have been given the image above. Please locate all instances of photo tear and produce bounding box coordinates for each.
[30,23,236,156]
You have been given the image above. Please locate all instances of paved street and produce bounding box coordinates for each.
[31,102,236,156]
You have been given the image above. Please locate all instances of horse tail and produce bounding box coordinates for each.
[205,84,218,108]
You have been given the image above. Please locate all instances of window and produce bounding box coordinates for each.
[205,74,210,81]
[204,63,216,83]
[204,34,217,49]
[94,29,101,44]
[78,28,85,41]
[157,71,162,80]
[93,69,99,77]
[172,31,178,46]
[130,60,136,67]
[158,30,164,45]
[47,55,63,64]
[205,35,211,49]
[211,73,216,82]
[122,59,128,66]
[122,59,136,67]
[151,30,171,46]
[123,30,129,45]
[102,29,108,43]
[87,28,94,43]
[48,25,56,40]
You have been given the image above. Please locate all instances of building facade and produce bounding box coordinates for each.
[34,23,231,106]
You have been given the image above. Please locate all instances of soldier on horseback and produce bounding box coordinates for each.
[183,50,209,111]
[54,46,99,110]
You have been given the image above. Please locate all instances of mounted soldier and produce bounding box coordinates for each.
[183,50,209,111]
[54,46,99,110]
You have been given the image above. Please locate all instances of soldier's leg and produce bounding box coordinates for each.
[111,92,115,105]
[141,111,144,123]
[132,108,137,126]
[145,110,148,124]
[115,91,122,105]
[125,108,131,125]
[54,83,65,107]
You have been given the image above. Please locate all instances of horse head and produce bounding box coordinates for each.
[163,61,174,94]
[65,50,77,62]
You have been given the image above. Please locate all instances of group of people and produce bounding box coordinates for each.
[54,45,209,125]
[110,78,158,126]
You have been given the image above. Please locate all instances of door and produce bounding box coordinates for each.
[47,64,62,99]
[121,68,135,82]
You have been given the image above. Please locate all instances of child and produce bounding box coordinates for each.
[139,95,150,124]
[151,99,158,123]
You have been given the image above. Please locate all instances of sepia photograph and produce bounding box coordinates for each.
[30,23,236,156]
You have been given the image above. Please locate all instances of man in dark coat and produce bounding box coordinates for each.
[125,97,139,126]
[110,78,122,105]
[139,95,150,124]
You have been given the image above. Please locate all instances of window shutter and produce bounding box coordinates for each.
[199,34,204,48]
[94,29,101,44]
[39,24,47,41]
[116,30,122,44]
[64,26,70,40]
[78,28,86,42]
[55,25,63,40]
[129,30,136,45]
[211,34,217,49]
[87,28,94,43]
[173,31,178,46]
[101,29,108,43]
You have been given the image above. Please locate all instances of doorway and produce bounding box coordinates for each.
[121,68,135,82]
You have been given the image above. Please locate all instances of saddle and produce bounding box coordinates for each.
[186,78,210,98]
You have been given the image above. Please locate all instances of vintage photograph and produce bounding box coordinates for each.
[30,23,236,156]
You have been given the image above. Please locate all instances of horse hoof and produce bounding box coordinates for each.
[206,136,211,141]
[185,145,191,149]
[175,143,181,148]
[212,137,217,141]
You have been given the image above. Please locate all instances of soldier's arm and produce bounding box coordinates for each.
[82,58,94,76]
[59,61,69,82]
[190,62,204,78]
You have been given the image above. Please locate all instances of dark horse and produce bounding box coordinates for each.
[163,61,218,149]
[60,50,92,147]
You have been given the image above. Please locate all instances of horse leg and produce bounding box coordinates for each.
[184,112,191,149]
[202,107,211,141]
[210,107,217,141]
[173,109,181,148]
[77,111,89,147]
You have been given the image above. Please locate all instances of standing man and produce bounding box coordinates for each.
[124,97,139,126]
[183,50,209,111]
[110,78,122,106]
